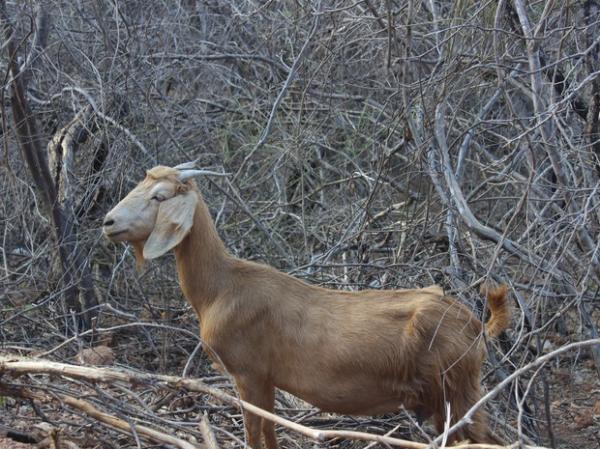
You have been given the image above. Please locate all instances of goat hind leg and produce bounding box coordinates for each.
[437,397,495,444]
[455,388,500,444]
[466,409,504,445]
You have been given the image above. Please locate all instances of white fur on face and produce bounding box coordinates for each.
[103,180,177,243]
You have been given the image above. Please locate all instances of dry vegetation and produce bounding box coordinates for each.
[1,0,599,448]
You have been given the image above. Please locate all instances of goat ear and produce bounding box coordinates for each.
[143,192,197,260]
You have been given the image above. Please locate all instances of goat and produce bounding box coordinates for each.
[103,164,511,448]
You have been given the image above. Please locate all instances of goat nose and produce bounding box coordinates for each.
[103,217,115,227]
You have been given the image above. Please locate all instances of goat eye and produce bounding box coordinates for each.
[151,195,165,202]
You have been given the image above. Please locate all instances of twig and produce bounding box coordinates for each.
[432,338,600,445]
[37,322,200,357]
[431,101,569,280]
[512,0,564,185]
[3,386,199,449]
[62,86,152,160]
[0,354,570,449]
[64,395,199,449]
[200,413,220,449]
[234,1,322,179]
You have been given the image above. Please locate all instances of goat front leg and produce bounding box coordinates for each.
[235,376,278,449]
[260,385,278,449]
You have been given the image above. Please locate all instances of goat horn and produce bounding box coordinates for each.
[178,169,230,181]
[174,159,200,170]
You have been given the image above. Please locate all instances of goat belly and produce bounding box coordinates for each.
[277,375,411,416]
[318,395,409,416]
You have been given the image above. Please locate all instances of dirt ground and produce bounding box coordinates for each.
[0,439,33,449]
[546,358,600,449]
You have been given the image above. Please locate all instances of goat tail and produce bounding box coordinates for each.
[481,283,510,338]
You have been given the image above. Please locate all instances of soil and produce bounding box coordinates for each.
[546,358,600,449]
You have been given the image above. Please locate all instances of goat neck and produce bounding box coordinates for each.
[173,191,229,317]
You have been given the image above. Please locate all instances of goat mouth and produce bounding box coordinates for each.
[104,229,128,240]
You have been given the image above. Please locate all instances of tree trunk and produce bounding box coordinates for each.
[1,0,98,331]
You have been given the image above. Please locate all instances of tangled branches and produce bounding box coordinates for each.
[1,1,600,447]
[5,351,597,449]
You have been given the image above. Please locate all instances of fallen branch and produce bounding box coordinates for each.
[431,101,570,281]
[200,413,220,449]
[0,354,560,449]
[432,337,600,446]
[63,395,198,449]
[234,1,322,179]
[0,384,198,449]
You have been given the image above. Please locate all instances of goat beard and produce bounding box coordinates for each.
[131,241,145,271]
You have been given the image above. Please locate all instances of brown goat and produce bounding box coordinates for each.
[103,164,511,448]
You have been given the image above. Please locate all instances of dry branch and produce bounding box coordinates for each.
[235,1,322,178]
[0,0,98,329]
[432,102,553,274]
[63,395,199,449]
[2,1,600,447]
[1,384,199,449]
[200,413,220,449]
[0,354,582,449]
